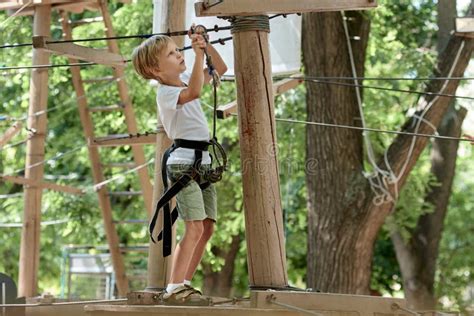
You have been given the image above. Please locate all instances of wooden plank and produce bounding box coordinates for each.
[251,291,410,315]
[195,0,377,17]
[217,78,303,119]
[32,36,127,67]
[0,122,22,149]
[91,133,158,147]
[0,175,84,195]
[18,4,51,298]
[233,18,288,287]
[456,17,474,33]
[85,304,301,315]
[60,11,130,297]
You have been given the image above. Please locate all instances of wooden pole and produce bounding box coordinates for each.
[18,4,51,298]
[231,16,288,287]
[145,0,186,291]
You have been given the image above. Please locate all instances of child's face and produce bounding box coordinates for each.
[157,41,186,79]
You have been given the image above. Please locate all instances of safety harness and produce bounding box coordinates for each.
[149,25,227,257]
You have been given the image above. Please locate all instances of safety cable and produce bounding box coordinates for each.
[288,76,474,101]
[0,25,232,49]
[0,13,290,50]
[0,36,234,71]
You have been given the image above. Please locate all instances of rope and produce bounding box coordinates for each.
[0,193,23,199]
[1,145,85,177]
[266,294,324,316]
[0,25,233,49]
[290,76,474,101]
[230,15,270,33]
[0,36,233,71]
[0,76,124,135]
[91,159,154,192]
[341,11,393,200]
[208,102,474,143]
[0,13,288,50]
[0,219,68,228]
[272,75,474,82]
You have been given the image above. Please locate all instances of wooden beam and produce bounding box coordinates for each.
[2,1,98,14]
[217,77,303,119]
[233,16,288,287]
[456,17,474,33]
[195,0,377,17]
[251,291,409,315]
[32,36,127,67]
[18,4,51,298]
[1,175,84,195]
[91,133,159,147]
[0,122,22,149]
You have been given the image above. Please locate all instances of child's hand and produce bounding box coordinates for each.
[190,33,206,56]
[188,23,207,57]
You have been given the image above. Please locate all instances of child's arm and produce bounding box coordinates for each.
[203,43,228,84]
[178,34,206,104]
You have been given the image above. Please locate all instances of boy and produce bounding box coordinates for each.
[131,29,227,303]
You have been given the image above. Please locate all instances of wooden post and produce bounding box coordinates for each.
[231,16,288,287]
[18,4,51,298]
[145,0,186,291]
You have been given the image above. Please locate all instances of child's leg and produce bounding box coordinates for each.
[169,220,204,284]
[184,218,215,281]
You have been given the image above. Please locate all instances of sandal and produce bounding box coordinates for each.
[162,284,211,306]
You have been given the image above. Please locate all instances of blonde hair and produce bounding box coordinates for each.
[131,35,173,80]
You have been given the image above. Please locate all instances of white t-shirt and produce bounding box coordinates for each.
[157,72,211,165]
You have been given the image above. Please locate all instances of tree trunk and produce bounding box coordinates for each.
[391,1,471,310]
[202,233,242,297]
[391,107,467,310]
[303,11,372,294]
[304,7,474,294]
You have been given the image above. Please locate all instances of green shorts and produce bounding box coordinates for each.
[166,164,217,222]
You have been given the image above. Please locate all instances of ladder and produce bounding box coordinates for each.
[59,1,153,297]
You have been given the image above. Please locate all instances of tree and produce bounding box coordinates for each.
[391,0,472,310]
[303,0,474,299]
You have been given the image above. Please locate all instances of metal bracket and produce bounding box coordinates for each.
[203,0,223,9]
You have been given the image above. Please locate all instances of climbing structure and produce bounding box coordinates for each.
[0,0,153,298]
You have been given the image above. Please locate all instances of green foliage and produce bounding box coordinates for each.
[436,144,474,312]
[1,1,472,308]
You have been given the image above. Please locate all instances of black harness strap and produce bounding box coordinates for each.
[149,139,211,257]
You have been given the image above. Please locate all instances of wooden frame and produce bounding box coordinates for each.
[195,0,377,17]
[32,36,127,67]
[1,0,99,14]
[1,175,84,195]
[251,291,408,315]
[91,133,159,147]
[217,77,303,119]
[456,17,474,33]
[0,122,22,149]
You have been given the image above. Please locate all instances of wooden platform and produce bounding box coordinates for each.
[85,291,417,316]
